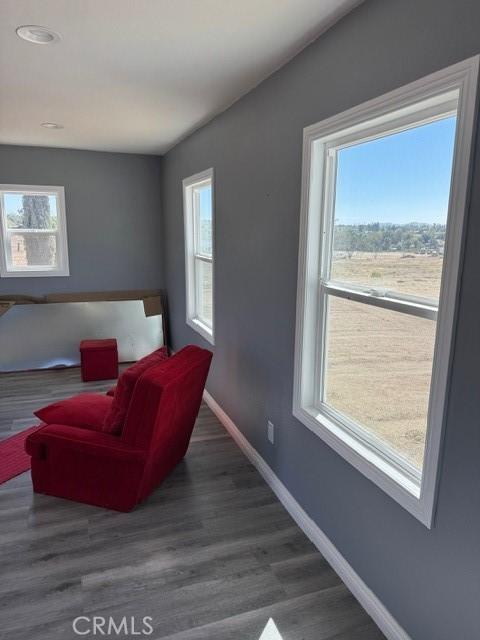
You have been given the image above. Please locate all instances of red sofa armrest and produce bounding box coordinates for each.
[26,423,146,462]
[25,424,147,511]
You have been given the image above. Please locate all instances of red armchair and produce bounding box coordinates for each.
[25,346,212,511]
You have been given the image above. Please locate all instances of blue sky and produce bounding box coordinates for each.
[197,184,212,254]
[335,116,457,225]
[199,185,212,220]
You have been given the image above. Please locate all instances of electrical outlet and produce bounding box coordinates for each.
[267,420,274,444]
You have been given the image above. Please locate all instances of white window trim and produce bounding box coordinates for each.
[0,184,69,277]
[293,56,479,527]
[183,168,215,345]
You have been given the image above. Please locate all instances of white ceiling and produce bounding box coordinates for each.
[0,0,361,155]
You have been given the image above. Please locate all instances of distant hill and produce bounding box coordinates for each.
[333,222,446,255]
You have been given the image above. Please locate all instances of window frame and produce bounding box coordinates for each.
[293,57,479,527]
[0,184,69,278]
[183,168,215,344]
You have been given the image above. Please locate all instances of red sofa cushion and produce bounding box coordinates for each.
[102,347,169,435]
[34,393,112,431]
[121,345,212,450]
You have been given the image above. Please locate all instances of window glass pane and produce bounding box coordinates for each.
[195,258,212,326]
[331,116,457,300]
[194,184,212,256]
[3,193,58,230]
[323,296,436,468]
[7,232,58,269]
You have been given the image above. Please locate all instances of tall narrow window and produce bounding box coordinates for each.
[0,185,69,277]
[183,169,214,344]
[294,58,479,526]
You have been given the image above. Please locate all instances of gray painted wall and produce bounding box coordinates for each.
[0,145,163,296]
[161,1,480,638]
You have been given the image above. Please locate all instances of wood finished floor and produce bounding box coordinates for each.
[0,367,385,640]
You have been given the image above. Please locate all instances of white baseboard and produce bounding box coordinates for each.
[203,389,411,640]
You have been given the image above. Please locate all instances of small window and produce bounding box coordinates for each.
[183,169,214,344]
[294,57,479,526]
[0,185,69,277]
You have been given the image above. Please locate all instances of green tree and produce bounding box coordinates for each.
[21,195,55,265]
[22,195,51,229]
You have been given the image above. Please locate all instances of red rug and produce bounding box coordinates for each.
[0,425,43,484]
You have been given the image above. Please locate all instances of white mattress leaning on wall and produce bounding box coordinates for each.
[0,300,164,372]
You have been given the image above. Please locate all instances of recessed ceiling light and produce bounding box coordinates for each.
[16,25,61,45]
[41,122,64,129]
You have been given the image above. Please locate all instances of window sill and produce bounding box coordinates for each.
[187,316,215,345]
[293,403,434,527]
[0,268,70,278]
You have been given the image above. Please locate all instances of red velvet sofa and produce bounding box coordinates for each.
[25,346,212,511]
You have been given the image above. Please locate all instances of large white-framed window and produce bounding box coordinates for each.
[293,57,479,527]
[0,185,69,277]
[183,168,214,344]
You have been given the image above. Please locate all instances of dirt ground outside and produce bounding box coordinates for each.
[326,252,443,468]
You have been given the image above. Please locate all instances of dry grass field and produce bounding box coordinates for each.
[331,250,443,299]
[326,252,443,468]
